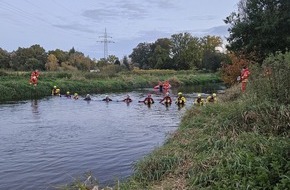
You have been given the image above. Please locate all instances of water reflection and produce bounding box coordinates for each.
[31,99,38,113]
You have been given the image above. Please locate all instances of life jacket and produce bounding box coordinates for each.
[124,98,132,103]
[144,97,154,104]
[177,97,185,105]
[164,96,172,104]
[30,76,38,86]
[241,68,250,82]
[208,96,214,103]
[52,88,60,95]
[195,97,204,106]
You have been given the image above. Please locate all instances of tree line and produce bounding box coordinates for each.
[0,0,289,74]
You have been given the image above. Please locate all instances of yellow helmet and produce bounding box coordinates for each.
[74,93,78,96]
[53,86,56,88]
[198,94,201,97]
[67,91,70,94]
[213,93,217,97]
[178,92,182,95]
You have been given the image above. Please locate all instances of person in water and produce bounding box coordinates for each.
[65,91,71,98]
[73,93,79,100]
[206,93,217,103]
[175,92,186,105]
[84,94,91,101]
[194,94,205,106]
[158,81,163,92]
[141,94,154,104]
[51,86,61,96]
[122,94,132,103]
[102,95,112,102]
[160,92,172,105]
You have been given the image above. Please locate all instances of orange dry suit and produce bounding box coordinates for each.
[241,67,250,92]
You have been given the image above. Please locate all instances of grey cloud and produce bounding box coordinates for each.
[82,2,149,22]
[53,23,96,34]
[203,25,229,37]
[189,15,217,21]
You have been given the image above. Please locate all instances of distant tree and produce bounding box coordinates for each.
[10,44,46,71]
[68,47,76,55]
[45,54,59,71]
[149,38,172,69]
[0,48,10,69]
[68,52,93,71]
[129,42,152,69]
[25,58,41,70]
[114,59,121,65]
[107,55,118,64]
[170,32,195,70]
[225,0,290,63]
[48,49,69,64]
[122,55,130,70]
[202,50,223,72]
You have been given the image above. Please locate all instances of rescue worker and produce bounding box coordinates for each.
[160,92,172,105]
[29,70,40,86]
[65,91,71,98]
[122,94,132,103]
[102,95,112,102]
[51,86,61,96]
[175,92,186,105]
[84,94,91,101]
[206,93,217,103]
[140,94,154,105]
[73,93,79,100]
[158,81,163,92]
[241,66,250,92]
[194,94,205,106]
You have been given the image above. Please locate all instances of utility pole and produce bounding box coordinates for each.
[97,28,114,60]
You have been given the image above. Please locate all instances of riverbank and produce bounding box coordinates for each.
[0,69,220,102]
[118,54,290,189]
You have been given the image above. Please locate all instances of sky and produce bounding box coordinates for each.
[0,0,240,60]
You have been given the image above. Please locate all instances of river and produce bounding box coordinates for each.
[0,85,223,189]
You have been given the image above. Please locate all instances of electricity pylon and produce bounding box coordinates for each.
[97,28,114,59]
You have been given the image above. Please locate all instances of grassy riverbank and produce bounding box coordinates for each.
[0,69,219,102]
[117,54,290,189]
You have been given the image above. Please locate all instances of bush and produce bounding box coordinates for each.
[249,51,290,105]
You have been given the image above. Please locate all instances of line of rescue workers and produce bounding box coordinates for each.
[51,85,217,106]
[29,69,219,106]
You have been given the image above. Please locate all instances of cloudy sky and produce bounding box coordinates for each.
[0,0,239,59]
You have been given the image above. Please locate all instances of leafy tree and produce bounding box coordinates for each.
[170,32,197,70]
[221,53,250,85]
[68,52,93,71]
[122,56,131,70]
[149,38,172,69]
[107,55,118,64]
[48,49,69,64]
[114,59,121,65]
[45,54,59,71]
[10,44,46,71]
[202,50,224,72]
[225,0,290,63]
[129,42,152,69]
[0,48,10,69]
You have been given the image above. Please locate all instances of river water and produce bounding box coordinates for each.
[0,85,223,189]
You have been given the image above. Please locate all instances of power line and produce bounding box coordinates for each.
[97,28,114,59]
